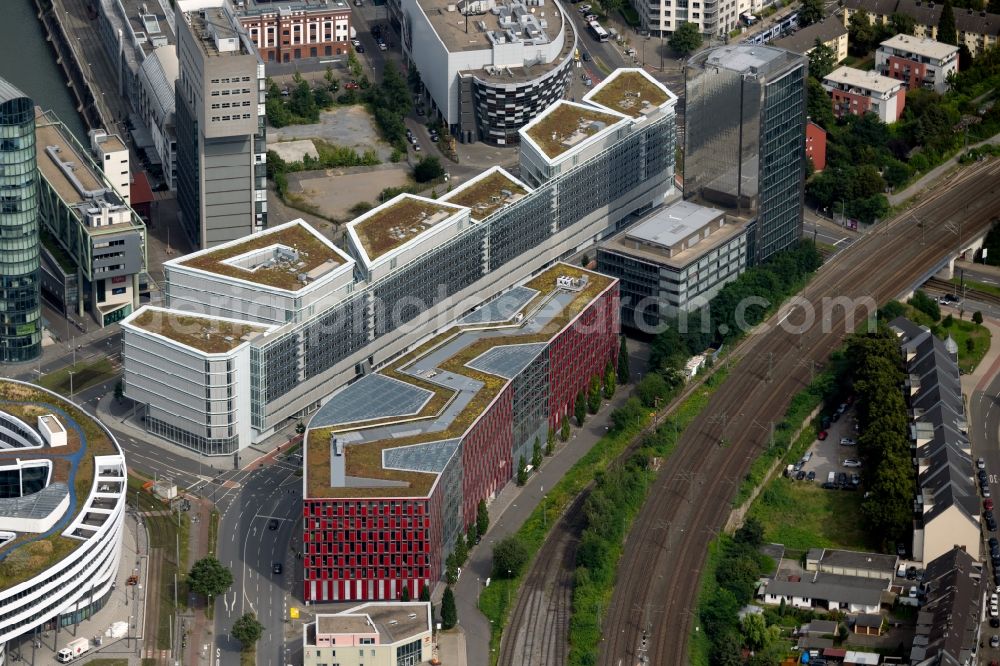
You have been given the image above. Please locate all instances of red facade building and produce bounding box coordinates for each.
[238,0,352,64]
[805,121,827,173]
[303,266,620,602]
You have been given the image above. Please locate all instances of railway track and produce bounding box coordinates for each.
[924,276,1000,307]
[602,159,1000,666]
[494,157,1000,666]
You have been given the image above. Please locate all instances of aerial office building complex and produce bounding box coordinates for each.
[120,68,676,456]
[175,0,267,248]
[398,0,577,143]
[684,45,807,264]
[0,80,41,363]
[35,110,147,327]
[0,381,127,666]
[302,263,618,601]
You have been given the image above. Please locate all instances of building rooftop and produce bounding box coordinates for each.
[93,133,127,154]
[304,263,616,498]
[348,195,465,262]
[174,220,351,291]
[441,167,530,221]
[35,109,110,207]
[699,44,797,75]
[239,0,350,15]
[312,603,431,645]
[127,307,273,354]
[817,548,898,575]
[0,380,124,590]
[601,201,748,269]
[120,0,177,57]
[771,17,847,54]
[585,68,675,118]
[185,4,251,57]
[879,33,959,60]
[521,101,624,160]
[824,66,904,94]
[420,0,563,56]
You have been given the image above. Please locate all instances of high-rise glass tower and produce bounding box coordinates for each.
[0,79,41,362]
[684,45,807,264]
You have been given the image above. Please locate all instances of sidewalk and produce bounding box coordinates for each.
[961,313,1000,396]
[889,134,1000,207]
[447,344,649,666]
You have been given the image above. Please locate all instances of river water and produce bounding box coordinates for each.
[0,0,87,141]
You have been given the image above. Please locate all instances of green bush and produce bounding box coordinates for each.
[492,535,529,578]
[414,156,445,183]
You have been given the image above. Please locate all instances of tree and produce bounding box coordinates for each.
[441,587,458,629]
[587,375,602,414]
[908,290,941,321]
[636,372,670,408]
[669,21,703,55]
[808,40,837,80]
[806,78,836,129]
[581,253,590,267]
[546,427,555,455]
[798,0,824,25]
[741,613,770,650]
[454,533,469,564]
[188,557,233,600]
[734,516,764,548]
[466,522,478,549]
[942,313,954,327]
[848,9,875,55]
[575,391,587,426]
[477,498,490,536]
[420,583,431,602]
[347,50,363,77]
[617,335,631,384]
[114,380,124,402]
[966,337,976,353]
[493,535,529,578]
[414,156,445,183]
[939,0,957,45]
[445,552,459,585]
[401,585,411,602]
[531,437,543,470]
[888,11,916,36]
[974,311,984,325]
[295,422,305,434]
[560,415,571,442]
[517,455,528,486]
[603,361,616,399]
[232,613,264,649]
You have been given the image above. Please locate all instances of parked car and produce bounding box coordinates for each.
[821,482,838,490]
[356,44,365,53]
[582,52,591,61]
[842,458,862,468]
[379,41,388,51]
[840,437,856,446]
[987,498,995,511]
[850,473,861,486]
[413,143,421,151]
[992,617,1000,629]
[980,457,988,470]
[818,430,828,440]
[807,471,816,481]
[351,38,361,46]
[992,635,1000,649]
[987,486,994,498]
[980,469,989,481]
[990,517,998,532]
[344,81,360,90]
[988,510,996,523]
[837,472,848,486]
[821,416,831,429]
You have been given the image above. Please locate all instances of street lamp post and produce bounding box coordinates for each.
[68,371,75,400]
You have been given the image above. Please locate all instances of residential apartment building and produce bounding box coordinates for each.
[304,603,432,666]
[89,130,131,205]
[910,547,984,666]
[822,66,906,122]
[35,110,147,327]
[237,0,352,65]
[597,200,749,327]
[772,16,849,63]
[637,0,753,38]
[302,263,619,601]
[400,0,577,143]
[805,120,826,171]
[0,80,41,363]
[96,0,178,189]
[876,34,958,94]
[175,0,267,249]
[841,0,1000,57]
[684,45,808,264]
[120,68,676,455]
[890,318,980,565]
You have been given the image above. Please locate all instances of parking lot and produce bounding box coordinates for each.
[786,402,862,490]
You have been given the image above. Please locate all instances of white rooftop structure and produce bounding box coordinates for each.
[824,66,904,94]
[879,34,959,61]
[624,200,725,249]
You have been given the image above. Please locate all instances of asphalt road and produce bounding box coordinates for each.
[214,458,303,666]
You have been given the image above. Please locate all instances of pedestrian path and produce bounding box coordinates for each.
[890,134,1000,207]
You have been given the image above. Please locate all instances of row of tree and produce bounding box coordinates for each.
[847,328,915,545]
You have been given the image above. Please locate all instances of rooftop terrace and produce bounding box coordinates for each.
[523,102,622,159]
[305,264,614,498]
[421,0,563,56]
[587,69,672,118]
[176,221,347,291]
[129,308,271,353]
[441,168,529,221]
[350,196,463,262]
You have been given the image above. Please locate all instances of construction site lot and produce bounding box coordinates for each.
[269,106,394,163]
[286,167,413,221]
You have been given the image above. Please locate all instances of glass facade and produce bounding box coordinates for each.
[0,80,41,362]
[684,46,807,264]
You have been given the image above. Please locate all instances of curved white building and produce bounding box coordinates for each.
[0,381,127,666]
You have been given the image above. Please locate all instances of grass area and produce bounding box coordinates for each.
[208,510,220,557]
[524,103,619,158]
[442,170,527,220]
[128,474,188,650]
[240,648,256,666]
[352,197,457,260]
[588,71,669,118]
[748,478,870,551]
[130,310,269,354]
[951,275,1000,298]
[38,357,117,396]
[689,538,723,666]
[901,302,991,373]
